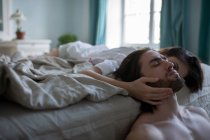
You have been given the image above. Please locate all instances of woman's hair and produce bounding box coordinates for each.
[113,47,157,114]
[159,47,203,92]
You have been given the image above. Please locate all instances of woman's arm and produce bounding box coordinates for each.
[48,48,59,56]
[49,45,172,103]
[80,68,172,105]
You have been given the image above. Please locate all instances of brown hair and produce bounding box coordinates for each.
[113,47,157,113]
[113,47,151,81]
[160,47,203,92]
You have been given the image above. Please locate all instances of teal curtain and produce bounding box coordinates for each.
[160,0,187,48]
[198,0,210,64]
[160,0,210,64]
[89,0,107,45]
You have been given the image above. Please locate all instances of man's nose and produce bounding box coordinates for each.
[163,60,174,70]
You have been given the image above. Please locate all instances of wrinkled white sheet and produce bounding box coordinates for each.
[0,52,128,110]
[0,95,140,140]
[58,41,137,65]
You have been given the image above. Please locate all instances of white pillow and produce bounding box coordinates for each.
[58,41,108,60]
[176,63,210,116]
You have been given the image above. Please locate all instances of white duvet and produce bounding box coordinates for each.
[0,52,128,110]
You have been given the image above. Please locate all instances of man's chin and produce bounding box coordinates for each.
[146,78,184,93]
[169,78,185,93]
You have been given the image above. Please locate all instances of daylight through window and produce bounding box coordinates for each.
[106,0,162,49]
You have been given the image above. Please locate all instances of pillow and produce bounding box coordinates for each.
[58,41,108,60]
[176,63,210,116]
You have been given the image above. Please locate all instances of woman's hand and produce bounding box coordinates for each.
[127,77,173,105]
[81,69,173,105]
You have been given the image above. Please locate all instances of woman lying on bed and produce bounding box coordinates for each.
[49,46,203,104]
[80,47,203,105]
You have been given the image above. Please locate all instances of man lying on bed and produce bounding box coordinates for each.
[49,41,204,106]
[49,42,174,105]
[80,47,203,105]
[81,49,210,140]
[112,48,210,140]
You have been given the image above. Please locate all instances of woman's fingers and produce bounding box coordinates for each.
[146,100,163,105]
[145,93,170,100]
[140,77,159,84]
[149,87,173,94]
[140,77,173,94]
[128,77,173,102]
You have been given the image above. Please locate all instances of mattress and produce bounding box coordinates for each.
[0,95,140,140]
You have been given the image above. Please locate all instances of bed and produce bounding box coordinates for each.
[0,48,141,140]
[0,96,139,140]
[0,41,210,140]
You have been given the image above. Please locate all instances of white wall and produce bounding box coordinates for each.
[12,0,91,48]
[67,0,91,43]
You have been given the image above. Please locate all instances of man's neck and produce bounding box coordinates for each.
[153,95,180,121]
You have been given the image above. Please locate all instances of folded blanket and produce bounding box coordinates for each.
[0,53,127,110]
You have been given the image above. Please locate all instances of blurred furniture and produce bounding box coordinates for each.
[0,39,51,56]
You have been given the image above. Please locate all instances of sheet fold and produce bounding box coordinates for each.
[0,53,127,110]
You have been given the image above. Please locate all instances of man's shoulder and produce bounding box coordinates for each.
[131,113,159,131]
[128,123,163,140]
[183,106,209,119]
[132,113,154,127]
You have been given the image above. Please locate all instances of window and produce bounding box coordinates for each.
[106,0,162,49]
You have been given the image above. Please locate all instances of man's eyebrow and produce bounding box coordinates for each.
[149,57,162,64]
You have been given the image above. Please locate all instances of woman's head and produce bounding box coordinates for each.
[159,47,203,92]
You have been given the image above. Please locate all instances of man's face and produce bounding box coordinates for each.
[140,50,184,92]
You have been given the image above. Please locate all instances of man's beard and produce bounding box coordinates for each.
[147,77,184,93]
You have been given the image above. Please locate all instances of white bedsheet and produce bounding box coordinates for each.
[176,63,210,116]
[0,95,140,140]
[0,53,127,110]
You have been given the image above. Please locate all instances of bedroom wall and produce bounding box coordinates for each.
[66,0,92,45]
[12,0,91,49]
[11,0,201,51]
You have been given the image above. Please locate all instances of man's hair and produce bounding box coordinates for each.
[113,47,157,113]
[113,47,151,81]
[159,47,203,92]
